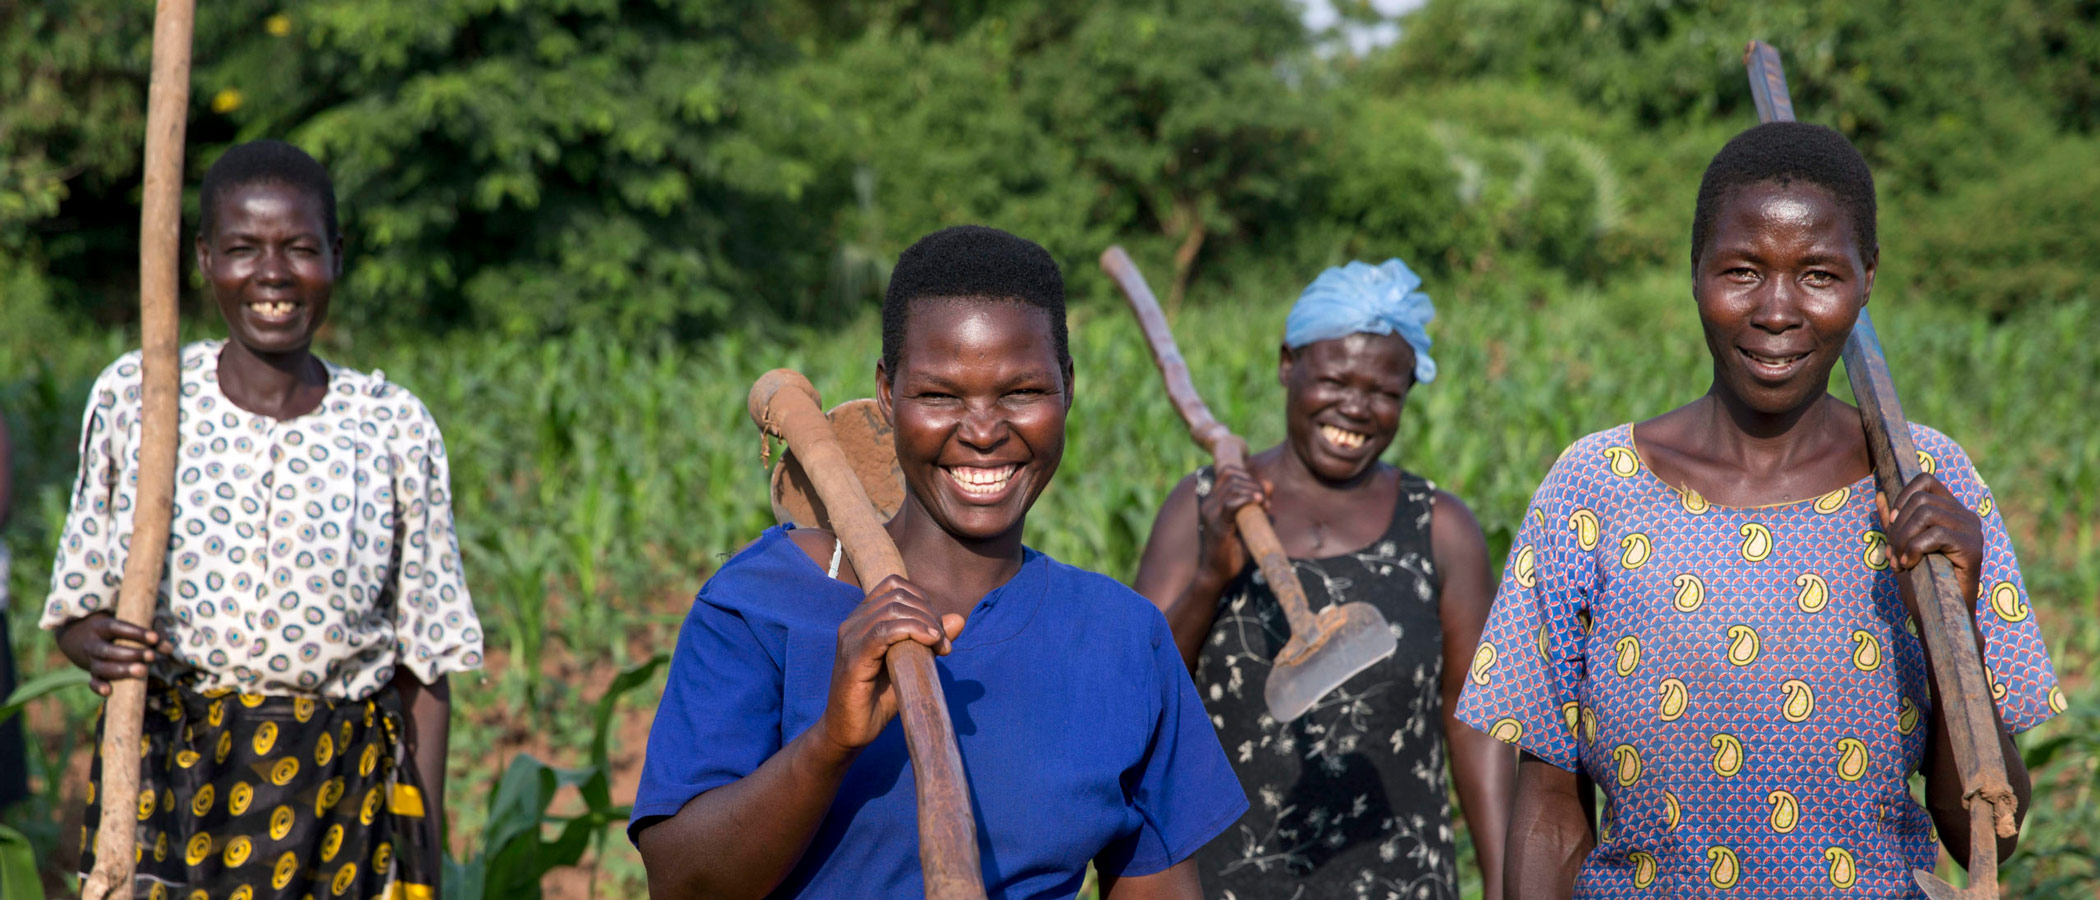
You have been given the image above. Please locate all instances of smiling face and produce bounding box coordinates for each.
[879,299,1071,544]
[1279,332,1414,483]
[1695,180,1876,417]
[197,181,340,357]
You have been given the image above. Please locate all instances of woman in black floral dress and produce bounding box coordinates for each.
[1134,260,1513,900]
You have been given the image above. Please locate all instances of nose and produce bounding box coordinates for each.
[1336,386,1373,421]
[955,401,1008,450]
[254,249,293,285]
[1749,278,1805,333]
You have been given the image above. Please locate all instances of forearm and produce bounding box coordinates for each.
[1917,624,2029,863]
[1446,716,1516,900]
[639,726,860,899]
[1506,756,1591,900]
[1159,573,1229,670]
[393,671,452,875]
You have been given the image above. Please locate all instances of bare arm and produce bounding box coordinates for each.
[1431,491,1514,900]
[1097,858,1203,900]
[638,724,864,898]
[392,670,451,880]
[637,557,965,899]
[1506,754,1591,899]
[1882,476,2029,863]
[1132,470,1265,669]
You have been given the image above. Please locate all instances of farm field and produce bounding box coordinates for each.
[4,262,2095,898]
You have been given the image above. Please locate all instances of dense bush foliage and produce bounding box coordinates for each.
[6,0,2095,349]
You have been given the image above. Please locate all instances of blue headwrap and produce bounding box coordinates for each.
[1283,258,1437,384]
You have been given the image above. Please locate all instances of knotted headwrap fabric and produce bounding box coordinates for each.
[1283,258,1438,384]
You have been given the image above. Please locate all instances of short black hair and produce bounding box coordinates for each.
[881,225,1069,374]
[198,139,338,243]
[1691,122,1876,263]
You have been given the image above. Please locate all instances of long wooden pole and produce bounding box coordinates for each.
[80,2,194,897]
[1744,41,2015,900]
[747,370,986,900]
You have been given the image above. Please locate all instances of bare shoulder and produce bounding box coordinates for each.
[1429,489,1487,549]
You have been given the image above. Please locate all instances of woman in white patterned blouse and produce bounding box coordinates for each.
[42,140,481,900]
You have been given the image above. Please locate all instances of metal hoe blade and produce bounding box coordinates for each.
[1264,602,1398,722]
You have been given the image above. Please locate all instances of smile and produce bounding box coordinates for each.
[1738,347,1809,376]
[944,464,1019,497]
[1318,424,1369,451]
[248,300,300,321]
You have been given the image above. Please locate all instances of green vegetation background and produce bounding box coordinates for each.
[2,0,2096,896]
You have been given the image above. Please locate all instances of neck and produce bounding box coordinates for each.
[217,341,323,419]
[1697,382,1844,474]
[884,497,1026,619]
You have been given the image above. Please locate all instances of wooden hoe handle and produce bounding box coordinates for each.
[1099,247,1319,638]
[1745,41,2016,897]
[747,370,986,900]
[82,2,194,897]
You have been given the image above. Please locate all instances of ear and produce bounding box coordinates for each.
[195,233,212,277]
[1277,342,1295,388]
[1061,358,1075,412]
[331,234,345,279]
[876,359,895,426]
[1858,245,1879,309]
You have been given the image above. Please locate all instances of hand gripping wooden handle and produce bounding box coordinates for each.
[1099,247,1318,637]
[82,2,193,897]
[1746,41,2015,897]
[748,370,986,900]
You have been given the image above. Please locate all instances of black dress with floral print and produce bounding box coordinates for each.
[1190,467,1457,900]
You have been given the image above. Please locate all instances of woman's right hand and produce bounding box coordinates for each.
[56,612,175,696]
[819,575,965,756]
[1195,465,1268,586]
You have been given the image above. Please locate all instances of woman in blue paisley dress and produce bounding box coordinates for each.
[41,140,482,899]
[1134,260,1514,900]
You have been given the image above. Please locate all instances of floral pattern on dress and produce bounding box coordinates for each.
[41,341,483,700]
[1193,468,1459,900]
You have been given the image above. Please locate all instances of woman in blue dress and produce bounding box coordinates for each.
[1456,123,2064,898]
[630,226,1246,899]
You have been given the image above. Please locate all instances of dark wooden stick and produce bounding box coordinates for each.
[748,370,986,900]
[1099,247,1319,643]
[1745,40,2015,899]
[80,2,193,897]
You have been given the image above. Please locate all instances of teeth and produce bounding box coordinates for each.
[945,465,1017,495]
[1319,424,1368,450]
[250,301,296,317]
[1744,349,1806,367]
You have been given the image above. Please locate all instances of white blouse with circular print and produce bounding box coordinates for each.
[40,341,483,700]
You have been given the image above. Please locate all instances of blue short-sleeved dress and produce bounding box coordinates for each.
[631,525,1248,899]
[1457,423,2064,899]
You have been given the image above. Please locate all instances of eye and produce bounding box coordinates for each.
[1803,270,1837,287]
[1725,266,1757,280]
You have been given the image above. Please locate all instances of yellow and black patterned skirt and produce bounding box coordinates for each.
[79,681,436,900]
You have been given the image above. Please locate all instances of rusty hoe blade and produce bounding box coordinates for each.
[1745,41,2014,900]
[1264,602,1400,722]
[1100,246,1398,722]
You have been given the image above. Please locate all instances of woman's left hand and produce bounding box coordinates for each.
[1878,473,1985,622]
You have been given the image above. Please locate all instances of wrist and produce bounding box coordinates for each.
[796,724,862,778]
[1187,565,1235,596]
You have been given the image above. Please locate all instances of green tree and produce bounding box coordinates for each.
[1019,0,1323,310]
